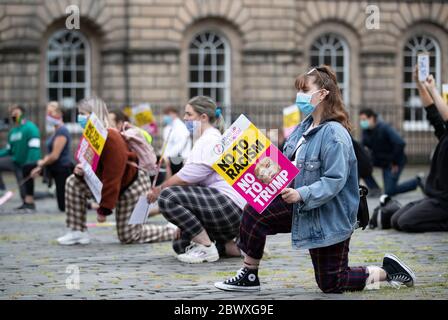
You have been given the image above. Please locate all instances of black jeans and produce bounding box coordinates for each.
[22,163,38,198]
[48,165,73,212]
[391,197,448,232]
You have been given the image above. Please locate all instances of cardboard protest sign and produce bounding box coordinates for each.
[128,196,157,225]
[75,113,108,171]
[418,53,430,82]
[283,104,300,138]
[443,84,448,105]
[81,161,103,203]
[212,115,300,214]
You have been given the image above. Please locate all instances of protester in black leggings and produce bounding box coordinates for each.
[31,102,73,212]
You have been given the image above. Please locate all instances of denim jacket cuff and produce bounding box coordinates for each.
[296,186,310,205]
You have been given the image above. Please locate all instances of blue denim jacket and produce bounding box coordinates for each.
[283,116,359,250]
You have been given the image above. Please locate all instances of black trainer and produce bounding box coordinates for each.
[214,267,260,291]
[15,203,36,213]
[382,253,416,287]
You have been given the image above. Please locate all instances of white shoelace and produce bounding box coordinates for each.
[226,268,246,283]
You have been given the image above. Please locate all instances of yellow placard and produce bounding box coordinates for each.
[212,123,270,185]
[443,84,448,105]
[283,110,300,128]
[83,119,106,155]
[134,110,154,127]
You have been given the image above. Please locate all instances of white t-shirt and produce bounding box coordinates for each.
[294,124,316,166]
[162,118,191,159]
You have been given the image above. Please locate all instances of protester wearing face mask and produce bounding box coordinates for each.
[215,65,415,293]
[0,105,41,212]
[56,97,176,245]
[30,102,73,212]
[147,96,246,264]
[161,106,191,177]
[359,109,423,197]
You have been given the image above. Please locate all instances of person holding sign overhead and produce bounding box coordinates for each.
[215,65,415,293]
[147,96,246,264]
[390,68,448,232]
[57,97,175,245]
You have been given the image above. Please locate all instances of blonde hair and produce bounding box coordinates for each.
[47,101,62,115]
[187,96,225,133]
[77,97,110,128]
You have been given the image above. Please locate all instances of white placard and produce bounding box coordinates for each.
[418,53,430,82]
[81,162,103,203]
[0,191,14,206]
[128,196,156,225]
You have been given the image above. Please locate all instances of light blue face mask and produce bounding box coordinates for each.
[77,114,88,129]
[360,120,370,130]
[163,115,173,126]
[296,90,322,115]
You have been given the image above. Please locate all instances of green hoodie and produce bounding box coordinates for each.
[0,119,41,166]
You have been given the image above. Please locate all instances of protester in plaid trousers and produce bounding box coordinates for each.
[147,96,246,264]
[57,97,175,245]
[215,65,416,293]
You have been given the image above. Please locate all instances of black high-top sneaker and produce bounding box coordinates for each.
[382,253,416,288]
[214,267,260,292]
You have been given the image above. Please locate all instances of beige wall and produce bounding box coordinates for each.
[1,0,448,160]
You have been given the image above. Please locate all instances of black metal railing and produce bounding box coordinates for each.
[0,103,438,164]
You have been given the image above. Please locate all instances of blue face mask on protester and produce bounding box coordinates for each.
[296,90,322,115]
[163,115,173,126]
[360,120,370,130]
[185,120,200,135]
[77,114,88,129]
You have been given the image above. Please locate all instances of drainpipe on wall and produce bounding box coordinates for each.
[123,0,130,106]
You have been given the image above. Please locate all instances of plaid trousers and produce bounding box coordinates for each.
[238,195,368,293]
[65,172,175,244]
[158,185,242,254]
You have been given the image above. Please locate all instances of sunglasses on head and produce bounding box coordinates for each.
[307,67,330,87]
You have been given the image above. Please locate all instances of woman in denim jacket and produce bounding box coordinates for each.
[215,65,416,293]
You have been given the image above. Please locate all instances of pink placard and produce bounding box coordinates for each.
[232,144,300,213]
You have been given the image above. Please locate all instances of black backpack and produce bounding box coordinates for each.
[369,195,402,229]
[357,185,369,230]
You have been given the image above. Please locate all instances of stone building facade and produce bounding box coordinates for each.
[1,0,447,161]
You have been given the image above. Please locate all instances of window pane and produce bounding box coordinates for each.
[190,70,198,82]
[189,53,198,66]
[217,54,225,66]
[404,107,411,121]
[49,70,59,83]
[203,88,211,97]
[76,54,85,66]
[216,88,223,104]
[63,54,72,67]
[217,70,225,82]
[190,88,198,99]
[76,71,85,83]
[76,88,85,102]
[49,88,58,101]
[63,71,72,83]
[204,53,212,66]
[204,70,212,82]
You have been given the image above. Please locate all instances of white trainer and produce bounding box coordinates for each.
[177,242,219,264]
[57,230,90,245]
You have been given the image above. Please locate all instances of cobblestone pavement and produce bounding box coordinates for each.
[1,166,447,300]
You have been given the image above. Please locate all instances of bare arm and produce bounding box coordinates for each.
[424,75,448,122]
